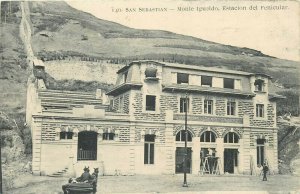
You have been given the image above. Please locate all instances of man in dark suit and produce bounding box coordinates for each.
[262,162,269,181]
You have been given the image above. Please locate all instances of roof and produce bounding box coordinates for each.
[106,82,143,96]
[268,93,286,100]
[251,73,272,79]
[161,61,252,76]
[32,58,45,67]
[118,60,270,77]
[162,84,255,97]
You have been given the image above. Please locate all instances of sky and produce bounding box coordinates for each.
[66,0,299,61]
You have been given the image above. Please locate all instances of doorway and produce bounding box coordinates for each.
[77,131,98,161]
[224,149,238,173]
[175,147,192,173]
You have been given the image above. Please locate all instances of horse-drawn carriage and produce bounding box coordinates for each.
[62,167,99,194]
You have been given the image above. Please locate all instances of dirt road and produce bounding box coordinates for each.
[7,174,300,194]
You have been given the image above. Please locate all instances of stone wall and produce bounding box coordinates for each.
[112,92,130,114]
[133,92,165,121]
[41,123,131,143]
[44,60,124,84]
[132,92,276,128]
[238,100,275,128]
[160,95,178,113]
[123,93,130,114]
[191,96,202,114]
[41,123,56,141]
[215,98,226,116]
[134,127,166,144]
[251,104,275,127]
[249,131,275,147]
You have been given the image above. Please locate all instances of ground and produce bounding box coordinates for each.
[6,174,300,194]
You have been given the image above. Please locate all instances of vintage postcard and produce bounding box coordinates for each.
[0,0,299,193]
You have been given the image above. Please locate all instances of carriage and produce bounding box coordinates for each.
[62,167,99,194]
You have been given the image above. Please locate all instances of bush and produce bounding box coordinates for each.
[0,135,13,147]
[23,127,32,155]
[81,35,88,40]
[0,118,13,130]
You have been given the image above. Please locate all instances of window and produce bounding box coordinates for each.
[224,78,235,89]
[224,132,239,143]
[103,132,115,140]
[201,76,212,87]
[146,95,156,111]
[180,98,189,113]
[200,131,216,142]
[256,104,264,117]
[227,101,236,116]
[109,99,114,111]
[145,67,157,78]
[118,96,124,112]
[200,148,216,158]
[254,79,264,92]
[257,139,265,166]
[177,73,189,84]
[144,134,155,164]
[176,130,192,142]
[123,71,128,83]
[60,132,73,140]
[204,100,213,114]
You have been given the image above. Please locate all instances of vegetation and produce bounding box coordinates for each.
[277,90,299,116]
[0,1,20,24]
[278,123,300,174]
[46,79,114,92]
[30,14,68,33]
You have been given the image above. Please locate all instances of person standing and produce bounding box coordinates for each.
[262,162,269,181]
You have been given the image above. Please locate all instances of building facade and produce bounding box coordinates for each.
[26,60,283,176]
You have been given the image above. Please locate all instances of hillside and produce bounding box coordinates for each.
[28,1,300,88]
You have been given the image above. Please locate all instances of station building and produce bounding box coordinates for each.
[26,60,284,176]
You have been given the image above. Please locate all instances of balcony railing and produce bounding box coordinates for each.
[77,150,97,161]
[173,114,243,124]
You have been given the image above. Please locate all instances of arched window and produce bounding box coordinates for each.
[144,134,155,164]
[176,130,192,142]
[254,79,264,92]
[200,131,216,142]
[224,132,239,143]
[103,132,115,140]
[60,132,73,140]
[257,139,266,166]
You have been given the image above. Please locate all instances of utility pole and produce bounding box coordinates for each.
[0,1,2,24]
[0,133,2,194]
[183,92,188,187]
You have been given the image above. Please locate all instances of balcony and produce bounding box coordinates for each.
[173,114,243,124]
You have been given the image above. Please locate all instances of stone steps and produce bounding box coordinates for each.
[48,168,69,177]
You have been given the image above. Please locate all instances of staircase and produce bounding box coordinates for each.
[48,167,69,177]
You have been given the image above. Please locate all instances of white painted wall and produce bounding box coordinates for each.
[212,77,223,88]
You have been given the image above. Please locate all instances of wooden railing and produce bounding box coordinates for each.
[77,150,97,160]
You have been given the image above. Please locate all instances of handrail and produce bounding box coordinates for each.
[77,150,97,160]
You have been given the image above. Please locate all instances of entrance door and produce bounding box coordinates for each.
[77,131,98,160]
[224,149,238,173]
[175,147,192,173]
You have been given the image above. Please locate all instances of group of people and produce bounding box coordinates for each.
[62,166,99,194]
[75,166,98,183]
